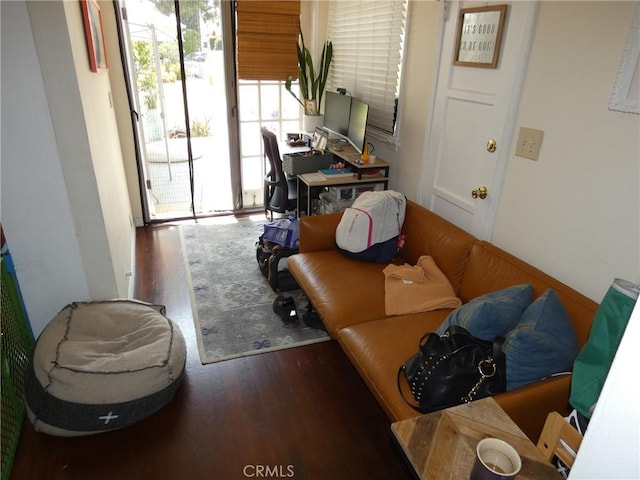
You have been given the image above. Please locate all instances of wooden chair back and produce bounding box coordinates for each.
[536,411,583,468]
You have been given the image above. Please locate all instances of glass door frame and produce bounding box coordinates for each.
[114,0,303,222]
[221,0,242,212]
[115,0,241,223]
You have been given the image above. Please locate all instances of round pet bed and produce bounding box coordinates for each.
[24,300,186,436]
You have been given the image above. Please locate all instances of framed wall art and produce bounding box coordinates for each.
[609,3,639,114]
[453,4,508,69]
[81,0,108,72]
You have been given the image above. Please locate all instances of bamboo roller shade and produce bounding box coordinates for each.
[236,0,300,81]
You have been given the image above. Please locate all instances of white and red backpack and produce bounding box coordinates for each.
[335,190,406,263]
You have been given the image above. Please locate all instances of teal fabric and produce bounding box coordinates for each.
[503,289,579,390]
[570,279,639,418]
[436,284,533,340]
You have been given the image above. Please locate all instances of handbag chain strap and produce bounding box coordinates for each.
[461,358,497,404]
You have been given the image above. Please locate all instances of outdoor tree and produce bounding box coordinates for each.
[152,0,217,35]
[132,41,157,109]
[151,0,221,55]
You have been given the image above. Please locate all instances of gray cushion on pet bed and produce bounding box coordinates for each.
[24,300,186,436]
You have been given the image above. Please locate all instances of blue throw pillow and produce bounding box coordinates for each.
[503,289,579,390]
[436,284,533,340]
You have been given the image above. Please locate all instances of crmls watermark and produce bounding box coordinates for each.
[242,465,295,478]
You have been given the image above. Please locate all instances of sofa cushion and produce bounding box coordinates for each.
[503,289,579,390]
[459,242,597,346]
[436,284,533,340]
[400,201,476,294]
[289,250,402,336]
[337,309,455,422]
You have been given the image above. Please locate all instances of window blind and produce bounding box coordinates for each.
[236,1,300,81]
[327,0,407,142]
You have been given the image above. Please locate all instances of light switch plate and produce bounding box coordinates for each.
[515,127,544,160]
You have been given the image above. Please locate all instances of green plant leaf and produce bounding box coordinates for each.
[305,49,316,100]
[285,76,304,108]
[318,41,333,110]
[284,29,333,115]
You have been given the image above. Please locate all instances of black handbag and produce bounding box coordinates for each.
[397,326,506,413]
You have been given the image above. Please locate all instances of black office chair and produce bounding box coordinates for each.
[261,127,297,220]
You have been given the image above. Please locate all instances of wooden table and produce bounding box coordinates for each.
[294,141,392,216]
[296,172,389,216]
[391,398,562,480]
[327,143,391,180]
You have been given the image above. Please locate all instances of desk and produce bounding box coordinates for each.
[391,398,562,480]
[296,142,390,216]
[327,142,391,179]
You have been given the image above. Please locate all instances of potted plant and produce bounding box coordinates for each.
[285,31,333,131]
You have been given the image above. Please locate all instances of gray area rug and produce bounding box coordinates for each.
[180,217,329,364]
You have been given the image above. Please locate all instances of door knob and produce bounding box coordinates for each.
[471,186,488,199]
[487,139,497,153]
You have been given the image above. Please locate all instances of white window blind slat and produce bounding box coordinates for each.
[327,0,407,140]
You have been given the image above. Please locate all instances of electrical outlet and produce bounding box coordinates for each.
[515,127,544,160]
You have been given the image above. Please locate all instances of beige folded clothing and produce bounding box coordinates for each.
[383,255,461,315]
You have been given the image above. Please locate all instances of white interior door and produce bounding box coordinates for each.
[420,1,538,239]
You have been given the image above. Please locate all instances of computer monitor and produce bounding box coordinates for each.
[347,98,369,154]
[323,92,351,136]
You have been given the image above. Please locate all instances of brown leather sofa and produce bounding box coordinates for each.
[288,200,598,442]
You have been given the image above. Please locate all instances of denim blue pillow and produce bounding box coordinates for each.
[436,284,533,340]
[503,289,579,390]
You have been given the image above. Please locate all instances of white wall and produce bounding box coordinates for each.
[0,1,135,335]
[1,1,90,335]
[492,1,640,302]
[375,0,443,202]
[61,0,136,298]
[301,0,329,64]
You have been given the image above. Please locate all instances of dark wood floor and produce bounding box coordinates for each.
[10,220,413,480]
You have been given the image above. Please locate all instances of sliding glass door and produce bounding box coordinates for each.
[118,0,235,221]
[117,0,303,222]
